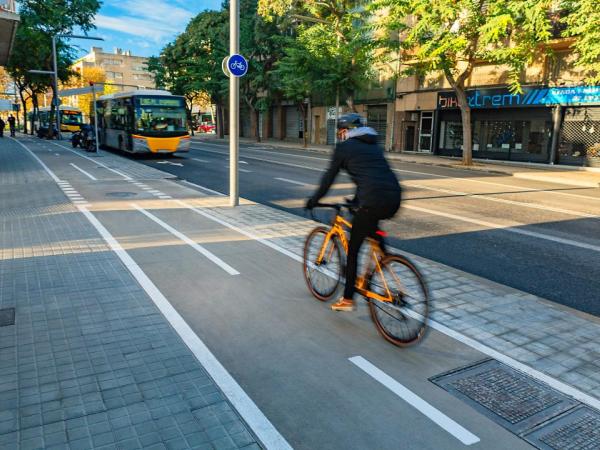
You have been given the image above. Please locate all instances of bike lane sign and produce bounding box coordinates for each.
[228,54,248,77]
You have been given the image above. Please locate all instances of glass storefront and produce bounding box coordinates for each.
[437,108,552,162]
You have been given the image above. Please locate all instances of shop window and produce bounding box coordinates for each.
[439,121,463,150]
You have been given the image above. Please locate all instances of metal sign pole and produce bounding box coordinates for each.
[229,0,239,207]
[92,84,100,153]
[52,36,61,140]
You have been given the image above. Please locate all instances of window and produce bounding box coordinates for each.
[102,58,123,66]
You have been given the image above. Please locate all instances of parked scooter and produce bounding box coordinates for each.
[71,124,96,152]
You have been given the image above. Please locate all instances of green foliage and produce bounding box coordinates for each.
[562,0,600,84]
[259,0,375,109]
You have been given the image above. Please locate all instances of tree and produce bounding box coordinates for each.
[6,0,100,135]
[259,0,375,112]
[65,67,117,119]
[371,0,554,165]
[562,0,600,84]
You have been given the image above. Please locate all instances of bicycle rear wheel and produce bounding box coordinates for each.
[303,227,344,301]
[368,254,429,346]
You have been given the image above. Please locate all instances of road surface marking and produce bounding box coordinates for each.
[192,158,209,163]
[14,143,289,448]
[132,204,239,276]
[176,199,303,264]
[192,146,324,172]
[194,141,600,203]
[222,165,251,173]
[157,160,184,167]
[404,204,600,253]
[69,163,98,181]
[174,187,600,413]
[51,142,133,180]
[181,180,225,196]
[10,138,62,182]
[407,183,598,219]
[349,356,480,446]
[158,195,172,199]
[275,177,311,186]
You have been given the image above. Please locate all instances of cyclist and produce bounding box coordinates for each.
[306,113,401,311]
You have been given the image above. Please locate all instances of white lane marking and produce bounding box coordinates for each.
[192,158,210,163]
[147,190,162,194]
[181,180,226,196]
[408,183,598,219]
[175,199,303,264]
[194,141,600,203]
[349,356,480,446]
[17,141,290,449]
[51,142,133,180]
[404,204,600,253]
[275,177,310,187]
[158,195,172,199]
[132,204,239,276]
[142,187,154,191]
[11,138,61,182]
[175,189,600,413]
[80,206,289,449]
[157,160,183,167]
[69,163,98,181]
[223,165,251,173]
[193,146,324,172]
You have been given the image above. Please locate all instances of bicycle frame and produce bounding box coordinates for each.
[316,212,394,304]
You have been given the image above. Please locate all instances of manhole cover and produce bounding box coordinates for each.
[430,359,577,434]
[0,308,15,327]
[105,192,137,198]
[524,407,600,450]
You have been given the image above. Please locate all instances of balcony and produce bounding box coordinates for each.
[0,0,19,66]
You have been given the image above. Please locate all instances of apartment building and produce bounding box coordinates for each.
[71,47,155,91]
[241,37,599,167]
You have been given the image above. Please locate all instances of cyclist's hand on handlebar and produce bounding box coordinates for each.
[305,198,317,210]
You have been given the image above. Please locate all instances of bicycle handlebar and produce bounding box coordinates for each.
[307,202,356,221]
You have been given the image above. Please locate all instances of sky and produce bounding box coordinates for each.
[73,0,222,59]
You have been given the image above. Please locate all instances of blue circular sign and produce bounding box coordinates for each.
[228,54,248,77]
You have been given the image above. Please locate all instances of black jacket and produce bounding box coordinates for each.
[311,128,401,208]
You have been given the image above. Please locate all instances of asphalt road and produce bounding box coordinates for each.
[131,139,600,316]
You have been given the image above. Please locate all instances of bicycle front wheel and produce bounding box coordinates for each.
[368,254,429,347]
[303,227,344,301]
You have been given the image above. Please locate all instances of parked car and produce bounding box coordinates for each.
[198,122,216,134]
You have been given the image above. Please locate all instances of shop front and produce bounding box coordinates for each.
[435,85,600,165]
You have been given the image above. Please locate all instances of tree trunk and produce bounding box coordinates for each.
[18,89,28,135]
[254,108,261,143]
[216,103,225,139]
[346,95,357,113]
[48,84,57,139]
[299,103,307,148]
[455,87,473,165]
[32,95,39,135]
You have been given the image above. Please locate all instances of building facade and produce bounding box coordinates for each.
[239,38,600,167]
[71,47,155,91]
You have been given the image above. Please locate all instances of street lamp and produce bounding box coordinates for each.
[52,34,103,139]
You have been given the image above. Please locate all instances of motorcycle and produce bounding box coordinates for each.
[71,125,96,152]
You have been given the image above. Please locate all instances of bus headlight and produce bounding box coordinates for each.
[132,137,148,152]
[176,136,191,152]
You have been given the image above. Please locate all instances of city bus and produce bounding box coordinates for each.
[35,106,83,135]
[96,90,190,154]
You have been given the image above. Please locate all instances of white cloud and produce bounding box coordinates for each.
[95,0,194,42]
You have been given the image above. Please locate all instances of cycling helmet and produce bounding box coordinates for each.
[337,113,365,129]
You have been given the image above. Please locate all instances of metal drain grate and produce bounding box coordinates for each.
[430,359,577,434]
[524,407,600,450]
[0,308,15,326]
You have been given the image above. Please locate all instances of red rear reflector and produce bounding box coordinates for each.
[376,230,387,237]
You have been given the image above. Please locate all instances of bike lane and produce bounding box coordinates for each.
[15,138,537,449]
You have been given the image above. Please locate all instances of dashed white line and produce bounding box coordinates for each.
[69,163,98,181]
[158,195,172,199]
[192,158,210,163]
[181,180,225,196]
[404,204,600,253]
[132,204,239,275]
[349,356,480,446]
[275,177,310,186]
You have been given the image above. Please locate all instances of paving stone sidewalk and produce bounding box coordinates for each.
[0,139,260,448]
[185,199,600,403]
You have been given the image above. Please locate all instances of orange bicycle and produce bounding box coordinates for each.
[303,203,429,346]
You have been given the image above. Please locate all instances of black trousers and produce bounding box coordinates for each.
[344,202,400,299]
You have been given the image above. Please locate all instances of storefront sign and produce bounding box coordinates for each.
[438,85,600,109]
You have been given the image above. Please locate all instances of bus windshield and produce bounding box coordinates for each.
[135,98,187,132]
[61,111,83,125]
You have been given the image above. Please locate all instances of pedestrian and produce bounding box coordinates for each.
[0,117,5,138]
[7,115,16,137]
